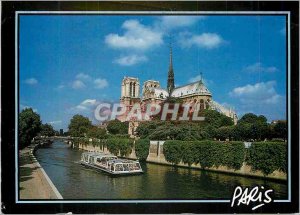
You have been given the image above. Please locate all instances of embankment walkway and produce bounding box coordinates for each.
[19,146,63,199]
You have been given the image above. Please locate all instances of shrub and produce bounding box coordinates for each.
[181,141,198,166]
[135,139,150,161]
[106,138,133,156]
[163,140,245,170]
[196,140,220,169]
[163,140,183,164]
[220,141,245,170]
[246,142,287,175]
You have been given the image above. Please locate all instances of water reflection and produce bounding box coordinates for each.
[35,140,287,200]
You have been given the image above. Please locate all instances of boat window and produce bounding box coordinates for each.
[129,164,134,171]
[115,164,124,172]
[90,156,96,163]
[135,163,141,170]
[123,164,129,171]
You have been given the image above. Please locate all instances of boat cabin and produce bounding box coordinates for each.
[80,152,143,175]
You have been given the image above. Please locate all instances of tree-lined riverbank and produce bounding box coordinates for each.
[70,138,287,181]
[35,140,287,200]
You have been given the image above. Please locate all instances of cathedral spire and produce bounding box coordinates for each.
[199,72,203,84]
[167,43,175,94]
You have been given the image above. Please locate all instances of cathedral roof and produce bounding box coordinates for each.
[147,87,169,99]
[171,80,212,97]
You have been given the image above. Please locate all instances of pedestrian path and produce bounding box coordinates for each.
[19,146,63,199]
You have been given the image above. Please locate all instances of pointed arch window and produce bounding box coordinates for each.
[129,82,132,97]
[200,99,204,110]
[133,83,136,97]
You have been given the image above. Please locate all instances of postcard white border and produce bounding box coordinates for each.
[15,10,291,204]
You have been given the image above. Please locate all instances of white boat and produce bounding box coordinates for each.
[80,152,143,175]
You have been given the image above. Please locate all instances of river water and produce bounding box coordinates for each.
[35,140,287,200]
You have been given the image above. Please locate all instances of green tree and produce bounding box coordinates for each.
[19,108,42,149]
[68,115,92,137]
[215,126,234,141]
[238,113,260,124]
[235,113,269,141]
[106,119,129,135]
[135,139,150,161]
[87,126,107,139]
[273,121,287,141]
[203,109,234,128]
[40,123,55,137]
[136,121,168,138]
[146,122,208,141]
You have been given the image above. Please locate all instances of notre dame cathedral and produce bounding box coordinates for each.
[119,46,238,129]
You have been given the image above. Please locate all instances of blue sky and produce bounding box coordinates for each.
[19,15,287,130]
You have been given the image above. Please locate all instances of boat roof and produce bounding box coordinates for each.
[107,159,139,164]
[82,152,116,158]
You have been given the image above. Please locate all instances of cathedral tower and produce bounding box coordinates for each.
[120,77,140,107]
[167,45,175,94]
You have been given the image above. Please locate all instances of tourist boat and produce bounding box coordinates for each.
[80,152,143,175]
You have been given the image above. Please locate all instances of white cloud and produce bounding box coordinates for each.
[229,81,282,105]
[243,62,278,73]
[25,78,38,85]
[48,120,62,125]
[76,73,91,80]
[94,78,108,89]
[178,32,224,49]
[114,54,148,66]
[105,19,163,50]
[72,80,85,89]
[157,16,205,30]
[72,99,100,113]
[229,81,286,120]
[81,99,97,106]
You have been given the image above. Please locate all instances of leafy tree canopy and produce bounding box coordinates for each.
[238,113,267,124]
[106,119,129,135]
[68,114,92,137]
[40,123,56,137]
[87,126,107,139]
[236,113,269,141]
[19,108,42,148]
[273,121,287,140]
[202,109,234,128]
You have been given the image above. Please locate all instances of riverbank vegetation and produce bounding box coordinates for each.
[19,108,57,149]
[135,139,150,161]
[71,136,286,176]
[163,140,245,170]
[66,111,286,176]
[136,111,287,142]
[246,142,287,175]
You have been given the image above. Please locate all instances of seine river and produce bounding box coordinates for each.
[35,140,287,200]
